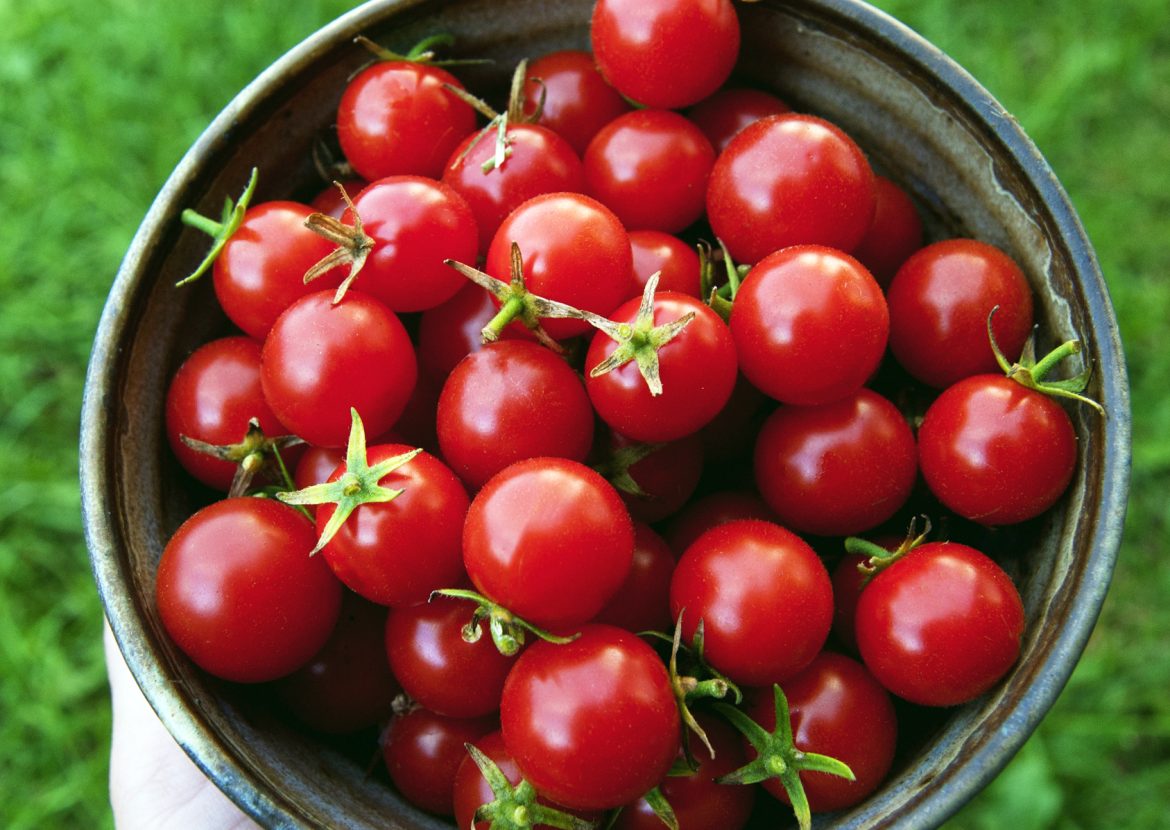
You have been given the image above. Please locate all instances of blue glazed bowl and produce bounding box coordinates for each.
[81,1,1130,827]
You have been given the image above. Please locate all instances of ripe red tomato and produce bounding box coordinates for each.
[886,238,1034,388]
[591,0,740,109]
[462,458,634,629]
[382,707,497,816]
[854,541,1025,706]
[918,374,1077,525]
[603,430,705,524]
[500,624,680,810]
[707,113,876,264]
[260,290,417,448]
[317,444,468,607]
[583,108,715,233]
[585,290,738,442]
[663,489,774,555]
[337,59,476,181]
[593,522,676,633]
[686,86,791,154]
[730,245,888,406]
[629,229,702,299]
[436,340,595,490]
[521,49,633,157]
[416,284,520,379]
[753,388,917,537]
[155,498,342,683]
[670,519,834,686]
[850,175,924,289]
[385,595,517,718]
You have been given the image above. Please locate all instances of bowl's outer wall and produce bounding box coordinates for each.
[81,0,1130,828]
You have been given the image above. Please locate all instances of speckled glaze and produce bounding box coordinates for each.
[81,1,1130,828]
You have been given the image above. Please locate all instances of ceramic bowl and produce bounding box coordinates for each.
[81,0,1130,827]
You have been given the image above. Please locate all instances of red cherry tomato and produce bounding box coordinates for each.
[855,541,1025,706]
[585,291,738,443]
[337,60,476,181]
[594,523,676,633]
[886,238,1034,388]
[730,245,888,406]
[485,192,633,341]
[918,374,1077,525]
[583,108,715,233]
[382,707,497,816]
[830,551,873,654]
[629,229,703,299]
[416,284,515,379]
[663,489,774,556]
[155,498,342,683]
[521,49,632,157]
[500,624,680,810]
[591,0,740,109]
[606,430,705,524]
[309,178,368,219]
[753,388,917,537]
[443,123,584,252]
[260,290,417,448]
[752,652,898,812]
[686,86,791,154]
[462,458,634,629]
[317,444,468,607]
[850,175,924,289]
[670,519,834,686]
[385,594,518,718]
[707,113,876,264]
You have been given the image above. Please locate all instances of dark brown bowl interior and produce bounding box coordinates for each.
[81,1,1130,828]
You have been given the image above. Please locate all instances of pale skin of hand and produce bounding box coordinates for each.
[104,622,259,830]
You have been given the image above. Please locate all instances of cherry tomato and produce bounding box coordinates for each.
[272,590,400,735]
[348,175,478,312]
[830,551,873,654]
[686,86,791,154]
[731,245,888,406]
[521,49,632,156]
[604,430,704,524]
[591,0,740,109]
[751,652,898,812]
[886,238,1034,388]
[753,388,917,537]
[663,489,774,555]
[260,290,417,448]
[707,114,876,264]
[436,340,595,490]
[485,192,634,341]
[670,519,833,686]
[337,59,476,181]
[850,175,924,289]
[155,498,342,683]
[416,284,515,380]
[443,122,584,252]
[385,594,517,718]
[382,707,496,816]
[583,109,715,234]
[918,374,1077,525]
[594,522,676,633]
[462,458,634,629]
[854,541,1025,706]
[629,229,703,299]
[585,290,738,443]
[500,624,680,810]
[309,178,368,219]
[317,443,468,606]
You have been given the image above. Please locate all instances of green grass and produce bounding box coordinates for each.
[0,0,1165,827]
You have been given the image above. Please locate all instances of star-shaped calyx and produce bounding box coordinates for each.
[179,417,302,498]
[301,181,374,305]
[276,408,421,554]
[176,167,258,286]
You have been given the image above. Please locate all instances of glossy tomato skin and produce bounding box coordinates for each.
[436,340,595,490]
[416,284,515,379]
[753,388,917,537]
[707,114,876,265]
[500,624,680,810]
[165,336,290,491]
[670,519,834,686]
[318,444,468,607]
[382,707,497,817]
[663,489,774,556]
[591,0,740,109]
[730,245,888,406]
[886,238,1033,389]
[611,714,754,830]
[855,542,1025,706]
[385,595,517,718]
[607,430,704,523]
[486,192,634,341]
[272,590,400,735]
[443,123,585,253]
[337,60,476,182]
[586,291,738,442]
[751,652,898,812]
[260,290,417,448]
[583,109,716,234]
[211,200,344,340]
[521,49,632,157]
[594,523,676,633]
[629,229,703,298]
[686,86,791,154]
[463,458,634,629]
[155,498,342,683]
[918,374,1078,525]
[850,175,924,289]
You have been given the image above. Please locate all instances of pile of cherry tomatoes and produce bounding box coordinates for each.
[153,1,1102,828]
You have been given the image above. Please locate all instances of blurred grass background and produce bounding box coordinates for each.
[0,0,1164,827]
